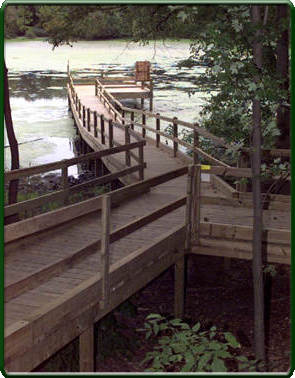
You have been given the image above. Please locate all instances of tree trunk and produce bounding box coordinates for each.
[4,60,20,223]
[275,5,290,149]
[251,5,265,366]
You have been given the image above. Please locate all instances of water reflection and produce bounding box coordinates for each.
[5,40,213,172]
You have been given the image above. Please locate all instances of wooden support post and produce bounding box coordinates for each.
[131,111,134,130]
[141,98,144,109]
[87,108,91,131]
[173,117,178,157]
[149,81,153,111]
[100,194,111,309]
[174,256,185,319]
[156,113,160,148]
[185,165,194,253]
[101,115,105,145]
[125,126,131,167]
[61,165,69,206]
[95,158,103,177]
[79,325,94,372]
[82,106,86,127]
[193,127,199,164]
[108,119,113,148]
[138,144,144,181]
[95,81,98,96]
[94,111,98,138]
[122,110,125,125]
[142,113,146,138]
[191,165,201,243]
[75,93,78,110]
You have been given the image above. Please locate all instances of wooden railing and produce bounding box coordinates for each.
[69,73,145,180]
[4,142,145,219]
[92,75,231,168]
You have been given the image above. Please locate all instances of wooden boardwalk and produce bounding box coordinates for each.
[4,72,290,372]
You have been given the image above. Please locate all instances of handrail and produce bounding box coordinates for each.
[5,142,145,182]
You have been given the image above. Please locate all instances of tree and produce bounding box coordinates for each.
[250,5,265,365]
[4,60,20,223]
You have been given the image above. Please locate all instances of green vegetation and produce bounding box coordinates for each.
[138,314,260,372]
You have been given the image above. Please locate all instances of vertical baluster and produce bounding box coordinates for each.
[138,143,144,181]
[173,117,178,157]
[101,115,105,144]
[87,108,90,131]
[131,111,134,130]
[79,100,81,118]
[108,119,113,148]
[156,113,160,148]
[94,111,98,137]
[122,109,125,125]
[142,113,146,138]
[82,106,86,127]
[125,125,131,167]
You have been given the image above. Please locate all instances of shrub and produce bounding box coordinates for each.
[138,314,259,372]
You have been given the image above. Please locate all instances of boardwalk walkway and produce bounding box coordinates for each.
[4,73,290,372]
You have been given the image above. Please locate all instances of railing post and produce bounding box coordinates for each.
[78,100,81,118]
[142,113,146,138]
[193,127,199,164]
[61,164,69,206]
[122,109,125,125]
[100,194,111,310]
[138,143,144,181]
[108,119,113,148]
[101,115,105,144]
[94,111,98,137]
[75,93,78,110]
[131,111,134,130]
[191,165,201,243]
[95,80,97,96]
[82,106,86,127]
[185,165,194,253]
[173,117,178,157]
[156,113,160,148]
[125,125,131,167]
[87,108,91,131]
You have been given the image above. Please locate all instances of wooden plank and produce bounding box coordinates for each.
[199,222,290,245]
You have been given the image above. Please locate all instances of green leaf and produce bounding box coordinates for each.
[224,332,240,348]
[211,357,227,372]
[192,322,201,332]
[181,352,195,372]
[197,352,212,371]
[146,313,163,320]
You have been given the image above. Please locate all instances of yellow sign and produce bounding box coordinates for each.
[201,165,211,170]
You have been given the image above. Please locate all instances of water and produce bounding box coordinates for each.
[4,39,210,174]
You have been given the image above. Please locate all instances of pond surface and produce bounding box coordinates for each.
[4,39,210,174]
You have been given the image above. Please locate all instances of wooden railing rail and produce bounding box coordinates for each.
[4,141,146,218]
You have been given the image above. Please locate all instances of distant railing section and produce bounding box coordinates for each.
[68,73,146,181]
[93,76,231,168]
